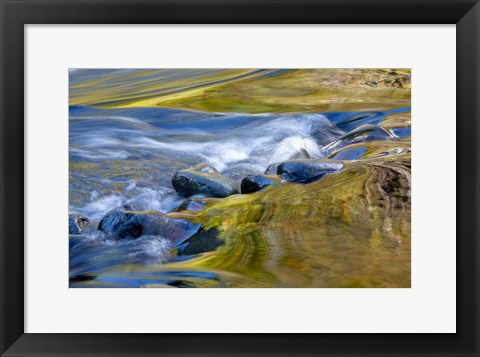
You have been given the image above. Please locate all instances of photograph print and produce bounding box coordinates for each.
[69,68,411,288]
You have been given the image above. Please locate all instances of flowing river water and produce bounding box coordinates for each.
[69,69,411,288]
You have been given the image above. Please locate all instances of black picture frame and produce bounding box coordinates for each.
[1,0,479,356]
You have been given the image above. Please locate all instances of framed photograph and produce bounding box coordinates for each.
[1,0,479,356]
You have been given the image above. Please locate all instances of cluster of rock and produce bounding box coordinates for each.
[171,159,343,198]
[69,158,344,256]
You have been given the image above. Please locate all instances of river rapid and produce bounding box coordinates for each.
[69,105,411,287]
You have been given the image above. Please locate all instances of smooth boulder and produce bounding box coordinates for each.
[277,159,343,183]
[98,209,199,242]
[240,175,279,194]
[172,164,238,198]
[173,199,206,212]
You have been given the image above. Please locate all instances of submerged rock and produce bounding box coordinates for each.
[277,159,343,183]
[172,164,238,198]
[323,124,393,155]
[241,175,279,194]
[330,146,368,161]
[98,210,198,241]
[264,163,279,175]
[390,127,411,138]
[344,124,392,142]
[177,227,224,256]
[69,214,89,235]
[325,111,386,132]
[173,199,206,212]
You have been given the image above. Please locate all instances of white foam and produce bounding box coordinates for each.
[125,186,174,212]
[70,111,346,220]
[70,147,131,160]
[124,235,171,264]
[77,194,124,221]
[270,135,323,163]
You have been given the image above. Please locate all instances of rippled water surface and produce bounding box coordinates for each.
[69,69,411,288]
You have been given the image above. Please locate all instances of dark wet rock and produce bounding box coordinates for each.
[98,210,133,236]
[113,215,144,239]
[177,227,224,256]
[69,214,89,235]
[330,146,368,161]
[323,124,393,155]
[172,164,238,198]
[98,209,199,241]
[264,163,279,175]
[167,281,196,288]
[277,159,343,183]
[174,199,206,212]
[122,203,139,211]
[241,175,279,194]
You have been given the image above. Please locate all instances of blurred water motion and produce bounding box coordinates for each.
[69,69,411,288]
